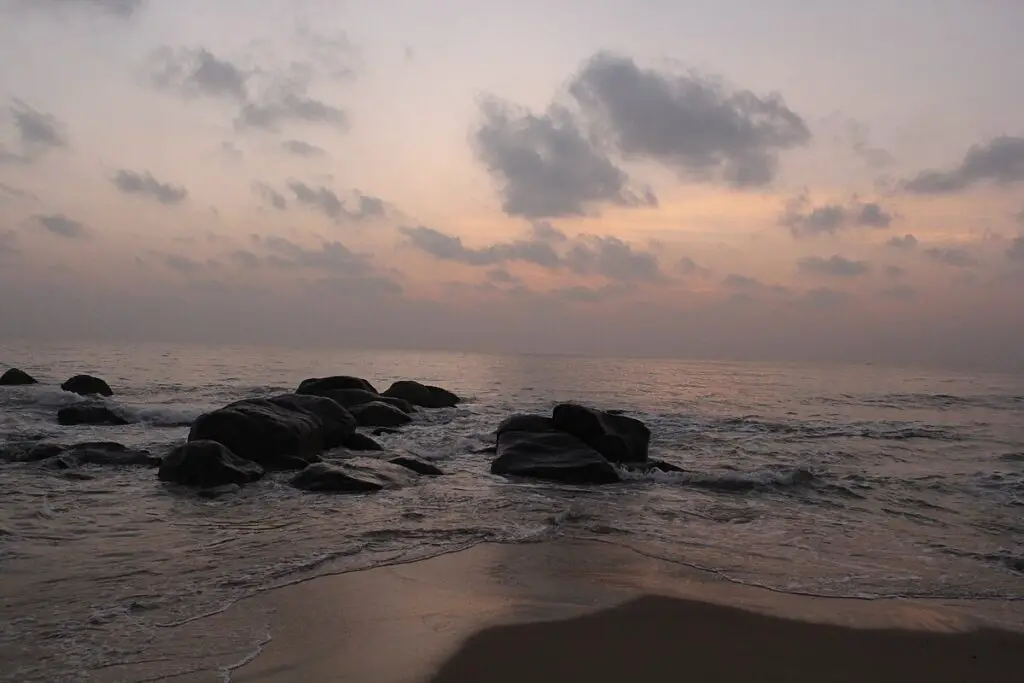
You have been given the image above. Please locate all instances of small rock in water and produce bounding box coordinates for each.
[291,457,420,493]
[57,404,130,426]
[297,375,378,396]
[0,368,38,385]
[389,455,444,476]
[61,374,114,397]
[382,380,460,408]
[348,401,413,428]
[159,440,264,489]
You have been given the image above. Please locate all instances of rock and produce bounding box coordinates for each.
[348,401,413,428]
[197,484,242,499]
[187,394,356,469]
[159,440,264,488]
[57,404,130,426]
[341,433,384,451]
[389,455,444,476]
[61,374,113,397]
[382,380,460,409]
[497,414,555,435]
[291,457,420,493]
[0,368,37,386]
[551,403,650,464]
[0,442,63,463]
[297,375,378,396]
[52,442,158,467]
[316,388,415,415]
[491,423,619,484]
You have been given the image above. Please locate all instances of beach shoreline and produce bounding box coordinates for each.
[210,539,1024,683]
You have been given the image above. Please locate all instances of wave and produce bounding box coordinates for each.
[821,392,1024,412]
[709,416,960,441]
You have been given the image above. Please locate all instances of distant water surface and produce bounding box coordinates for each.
[1,341,1023,681]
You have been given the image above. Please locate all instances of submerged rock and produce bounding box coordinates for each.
[57,404,130,426]
[55,442,158,468]
[61,374,113,397]
[382,380,460,409]
[348,401,413,428]
[551,403,650,464]
[159,440,264,489]
[0,442,63,463]
[389,455,444,476]
[188,394,356,470]
[297,375,378,396]
[291,457,420,493]
[0,368,37,386]
[491,425,619,485]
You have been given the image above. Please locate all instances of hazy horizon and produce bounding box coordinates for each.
[2,0,1023,370]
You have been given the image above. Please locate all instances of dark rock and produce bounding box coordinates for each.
[159,440,264,488]
[491,423,619,485]
[187,394,355,469]
[0,442,64,463]
[389,455,444,476]
[297,375,378,396]
[342,433,384,451]
[348,401,413,428]
[0,368,37,386]
[197,484,242,499]
[497,414,555,435]
[291,457,420,493]
[53,442,158,467]
[61,374,113,397]
[57,404,130,426]
[551,403,650,464]
[382,380,460,408]
[316,388,416,415]
[472,445,498,455]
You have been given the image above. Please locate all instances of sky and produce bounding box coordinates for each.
[1,0,1023,369]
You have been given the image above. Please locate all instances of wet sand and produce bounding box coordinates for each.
[226,540,1024,683]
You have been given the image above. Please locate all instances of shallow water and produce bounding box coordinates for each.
[1,341,1023,681]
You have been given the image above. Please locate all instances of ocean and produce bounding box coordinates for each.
[1,341,1023,681]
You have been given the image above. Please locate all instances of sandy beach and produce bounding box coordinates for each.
[201,540,1024,683]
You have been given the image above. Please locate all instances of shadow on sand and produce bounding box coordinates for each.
[427,594,1024,683]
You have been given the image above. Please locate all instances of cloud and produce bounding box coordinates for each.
[0,230,18,254]
[150,47,250,101]
[530,220,567,242]
[882,264,907,279]
[282,139,327,157]
[474,96,655,219]
[2,99,68,163]
[349,192,386,220]
[564,235,664,282]
[35,213,89,239]
[255,235,373,275]
[1005,235,1024,263]
[0,183,35,201]
[880,284,917,300]
[158,252,208,274]
[845,119,893,169]
[112,170,187,205]
[237,92,348,131]
[552,282,632,303]
[23,0,146,18]
[676,256,709,277]
[797,255,870,277]
[923,247,977,268]
[400,225,561,268]
[780,195,894,237]
[803,287,851,308]
[903,136,1024,194]
[568,52,810,187]
[253,182,288,210]
[722,273,764,290]
[486,268,522,285]
[886,234,918,249]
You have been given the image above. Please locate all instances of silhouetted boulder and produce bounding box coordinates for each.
[390,455,444,476]
[188,394,356,470]
[297,375,378,396]
[497,414,555,435]
[61,374,113,397]
[0,368,37,386]
[491,420,619,484]
[57,404,130,426]
[382,380,459,408]
[341,432,384,451]
[348,401,413,428]
[291,457,420,493]
[316,388,415,414]
[551,403,649,464]
[159,440,264,489]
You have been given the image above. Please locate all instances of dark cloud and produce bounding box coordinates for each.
[1005,235,1024,263]
[880,284,917,300]
[350,192,386,220]
[256,235,373,275]
[0,183,35,201]
[399,225,561,268]
[781,195,894,237]
[486,268,522,285]
[287,181,345,221]
[676,256,709,277]
[35,213,89,239]
[530,220,567,242]
[282,139,327,157]
[564,235,664,282]
[158,252,209,274]
[803,287,851,308]
[923,247,977,268]
[150,47,250,101]
[112,170,187,205]
[474,96,655,219]
[886,234,918,249]
[237,92,348,131]
[253,182,288,210]
[722,273,764,290]
[797,255,870,277]
[23,0,145,18]
[568,52,810,187]
[903,136,1024,194]
[2,99,68,163]
[883,264,907,279]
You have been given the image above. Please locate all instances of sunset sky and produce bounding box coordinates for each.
[1,0,1022,368]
